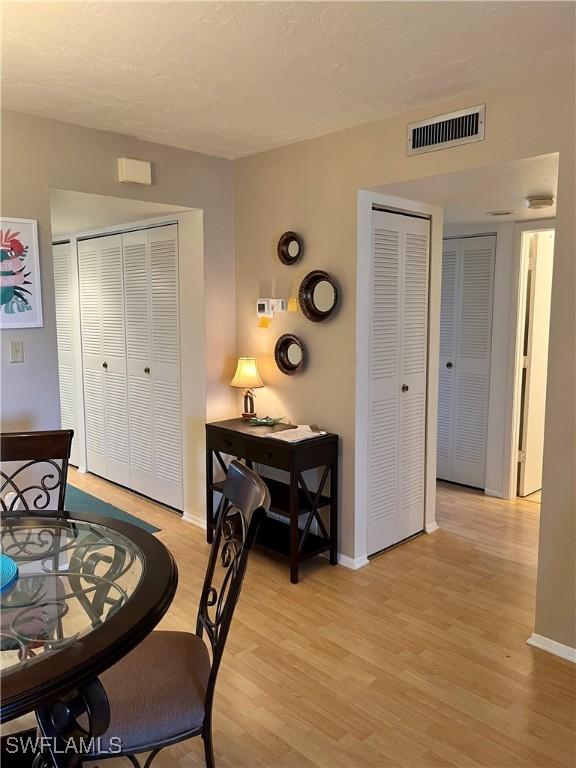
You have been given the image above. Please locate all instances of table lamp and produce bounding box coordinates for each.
[230,357,264,420]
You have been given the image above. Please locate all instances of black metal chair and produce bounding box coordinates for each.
[0,430,74,513]
[0,430,74,651]
[0,430,75,749]
[88,459,270,768]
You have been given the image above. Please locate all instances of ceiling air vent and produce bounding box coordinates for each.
[407,105,485,156]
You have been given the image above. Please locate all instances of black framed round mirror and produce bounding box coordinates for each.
[277,231,304,266]
[275,334,306,375]
[298,270,339,322]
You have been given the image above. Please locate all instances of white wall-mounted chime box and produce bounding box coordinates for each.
[117,157,152,185]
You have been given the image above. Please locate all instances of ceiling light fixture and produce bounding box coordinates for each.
[525,195,554,210]
[485,210,518,217]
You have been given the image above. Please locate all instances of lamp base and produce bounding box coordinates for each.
[242,389,256,421]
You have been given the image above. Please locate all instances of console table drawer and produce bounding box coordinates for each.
[245,441,291,471]
[209,431,247,458]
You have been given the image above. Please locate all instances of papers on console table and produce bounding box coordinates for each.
[266,425,326,443]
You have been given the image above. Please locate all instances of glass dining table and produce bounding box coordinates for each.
[0,512,178,767]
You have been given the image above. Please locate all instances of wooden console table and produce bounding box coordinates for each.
[206,419,339,583]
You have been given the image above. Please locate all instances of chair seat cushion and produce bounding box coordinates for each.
[92,631,210,755]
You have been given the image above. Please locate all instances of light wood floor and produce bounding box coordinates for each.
[68,470,576,768]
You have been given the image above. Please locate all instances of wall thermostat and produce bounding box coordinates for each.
[257,299,273,318]
[256,298,287,318]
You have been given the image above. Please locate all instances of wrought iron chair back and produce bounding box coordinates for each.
[196,459,269,718]
[0,430,74,513]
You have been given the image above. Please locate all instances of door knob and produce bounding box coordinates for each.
[102,361,108,369]
[401,384,409,393]
[144,367,151,375]
[446,362,453,369]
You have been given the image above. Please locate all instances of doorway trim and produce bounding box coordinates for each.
[505,218,556,500]
[354,190,444,566]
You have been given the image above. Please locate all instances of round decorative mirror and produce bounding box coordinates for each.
[298,270,339,322]
[275,334,306,375]
[277,231,304,266]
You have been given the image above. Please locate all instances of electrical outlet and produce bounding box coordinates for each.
[9,340,24,363]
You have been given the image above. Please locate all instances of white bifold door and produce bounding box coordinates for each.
[123,225,183,509]
[78,234,130,487]
[52,241,81,467]
[367,210,430,555]
[77,224,183,509]
[437,235,495,488]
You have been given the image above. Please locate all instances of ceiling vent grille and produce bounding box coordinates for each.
[407,105,485,156]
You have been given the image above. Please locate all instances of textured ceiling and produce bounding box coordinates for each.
[1,2,574,158]
[376,154,559,225]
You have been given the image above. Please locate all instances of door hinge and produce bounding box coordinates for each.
[528,253,536,270]
[522,355,530,368]
[518,449,526,462]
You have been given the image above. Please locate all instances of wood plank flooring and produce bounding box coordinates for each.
[67,471,576,768]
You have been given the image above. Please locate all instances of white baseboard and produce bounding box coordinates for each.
[77,465,87,474]
[527,633,576,663]
[425,521,439,534]
[338,553,369,570]
[183,513,206,530]
[485,487,503,499]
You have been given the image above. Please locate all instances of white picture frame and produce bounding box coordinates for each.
[0,217,43,328]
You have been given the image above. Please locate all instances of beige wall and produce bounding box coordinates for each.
[0,110,237,436]
[534,129,576,649]
[235,68,575,646]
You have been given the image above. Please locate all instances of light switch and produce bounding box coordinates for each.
[9,340,24,363]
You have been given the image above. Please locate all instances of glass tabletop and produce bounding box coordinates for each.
[0,516,144,675]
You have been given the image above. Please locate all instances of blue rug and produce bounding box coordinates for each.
[65,485,159,534]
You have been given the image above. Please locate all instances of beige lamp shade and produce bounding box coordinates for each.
[230,357,264,389]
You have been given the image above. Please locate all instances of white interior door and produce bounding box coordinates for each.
[52,241,80,466]
[149,225,183,509]
[437,235,495,488]
[78,235,130,486]
[123,224,183,509]
[123,228,154,499]
[518,230,554,496]
[367,210,430,555]
[437,239,458,481]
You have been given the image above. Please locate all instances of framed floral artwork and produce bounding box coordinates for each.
[0,218,43,328]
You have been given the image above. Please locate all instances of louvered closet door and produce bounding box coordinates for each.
[367,210,430,555]
[398,221,430,540]
[148,225,183,508]
[437,236,495,487]
[123,224,182,509]
[123,229,154,500]
[436,240,459,481]
[52,242,80,466]
[78,235,130,486]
